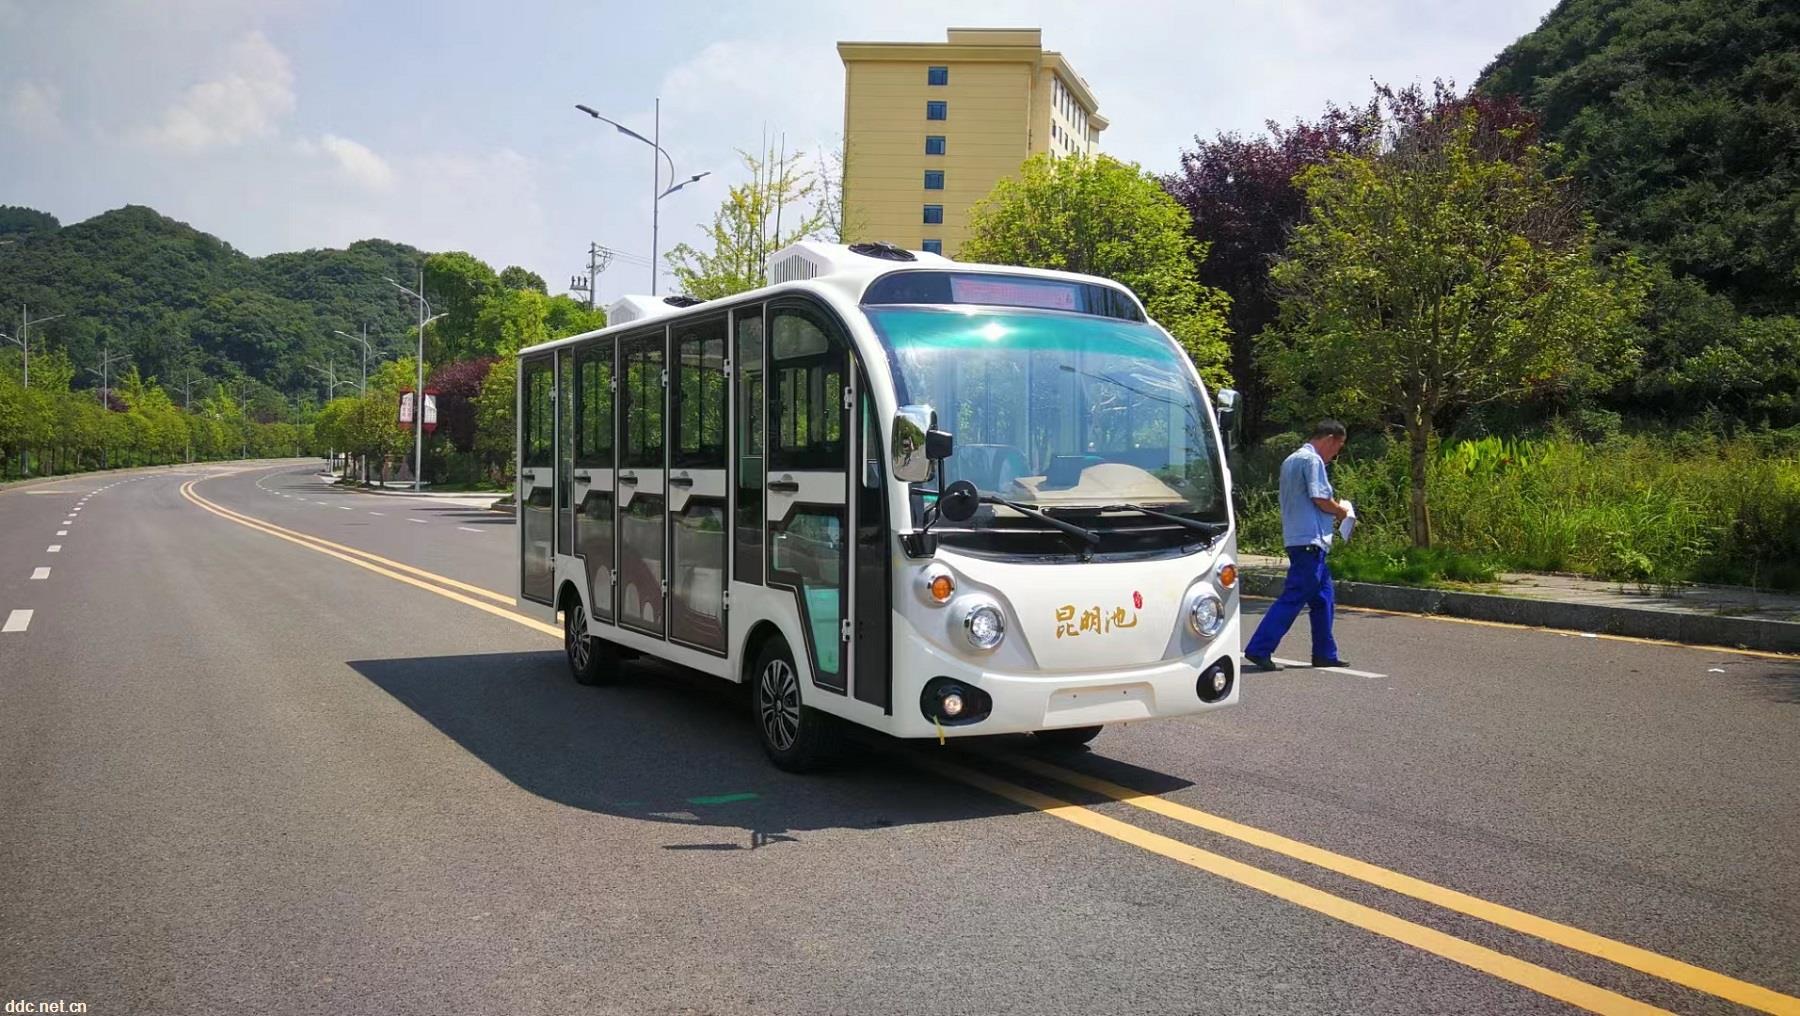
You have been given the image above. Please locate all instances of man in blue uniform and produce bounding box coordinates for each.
[1244,421,1351,671]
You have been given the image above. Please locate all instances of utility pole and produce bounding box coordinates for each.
[569,242,615,309]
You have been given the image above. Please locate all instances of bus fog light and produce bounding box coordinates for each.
[941,692,965,717]
[1197,659,1235,703]
[1189,593,1225,638]
[964,602,1005,650]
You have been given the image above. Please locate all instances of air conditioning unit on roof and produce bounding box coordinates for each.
[769,240,952,284]
[607,293,692,326]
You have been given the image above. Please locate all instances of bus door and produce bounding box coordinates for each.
[519,352,555,606]
[852,373,891,712]
[572,339,615,623]
[669,316,729,654]
[766,301,851,694]
[617,329,667,637]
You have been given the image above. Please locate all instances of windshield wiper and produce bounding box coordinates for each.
[983,494,1102,546]
[1099,503,1229,535]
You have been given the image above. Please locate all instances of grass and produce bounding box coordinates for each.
[1236,427,1800,592]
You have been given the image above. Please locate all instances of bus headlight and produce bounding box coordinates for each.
[1189,593,1225,638]
[963,602,1006,650]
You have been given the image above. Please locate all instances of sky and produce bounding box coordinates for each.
[0,0,1555,304]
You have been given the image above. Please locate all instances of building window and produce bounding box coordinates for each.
[924,170,944,190]
[926,101,947,121]
[928,66,948,86]
[925,135,946,156]
[923,205,943,225]
[922,239,943,255]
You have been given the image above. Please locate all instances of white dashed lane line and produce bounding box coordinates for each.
[46,545,61,553]
[31,568,50,580]
[337,506,353,511]
[3,609,32,633]
[457,527,482,533]
[406,518,427,524]
[368,512,385,516]
[56,530,67,536]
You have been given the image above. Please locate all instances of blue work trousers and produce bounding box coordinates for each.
[1245,545,1338,661]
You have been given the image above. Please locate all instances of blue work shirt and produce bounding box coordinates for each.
[1278,442,1336,550]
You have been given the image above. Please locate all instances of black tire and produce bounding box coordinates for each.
[563,600,617,686]
[751,637,840,772]
[1030,725,1104,749]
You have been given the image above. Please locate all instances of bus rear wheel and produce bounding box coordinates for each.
[563,601,617,686]
[752,638,840,772]
[1030,725,1104,749]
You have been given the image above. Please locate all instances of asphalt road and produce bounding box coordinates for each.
[2,461,1796,1016]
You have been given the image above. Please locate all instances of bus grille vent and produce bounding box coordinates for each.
[770,254,819,285]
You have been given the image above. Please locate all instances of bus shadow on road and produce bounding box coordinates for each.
[347,650,1077,849]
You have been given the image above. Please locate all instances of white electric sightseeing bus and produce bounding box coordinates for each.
[515,241,1243,771]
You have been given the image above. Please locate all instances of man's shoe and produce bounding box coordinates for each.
[1312,657,1350,668]
[1245,654,1281,672]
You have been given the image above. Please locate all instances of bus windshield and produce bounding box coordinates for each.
[868,305,1228,530]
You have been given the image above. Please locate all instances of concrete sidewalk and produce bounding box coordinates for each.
[320,473,508,512]
[1241,553,1800,654]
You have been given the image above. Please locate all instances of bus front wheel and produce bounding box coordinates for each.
[752,638,840,772]
[1030,725,1103,749]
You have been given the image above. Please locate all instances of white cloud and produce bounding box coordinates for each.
[318,134,395,191]
[4,81,63,135]
[137,30,295,152]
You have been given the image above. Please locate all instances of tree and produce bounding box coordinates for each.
[960,153,1233,386]
[499,265,548,294]
[1167,97,1383,430]
[665,146,828,300]
[422,251,500,361]
[1261,109,1647,547]
[1168,84,1538,433]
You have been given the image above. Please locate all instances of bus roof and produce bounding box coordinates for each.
[515,241,1149,357]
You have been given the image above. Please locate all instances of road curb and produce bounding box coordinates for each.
[327,479,508,512]
[1242,568,1800,654]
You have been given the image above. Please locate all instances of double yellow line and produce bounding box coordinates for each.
[183,471,1800,1016]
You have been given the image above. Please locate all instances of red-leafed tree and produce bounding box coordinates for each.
[426,357,495,454]
[1167,82,1536,434]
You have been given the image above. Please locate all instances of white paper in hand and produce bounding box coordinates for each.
[1339,501,1357,542]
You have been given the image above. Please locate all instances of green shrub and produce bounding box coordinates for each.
[1232,428,1800,591]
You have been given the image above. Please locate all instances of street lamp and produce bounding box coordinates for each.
[575,100,710,294]
[385,272,442,491]
[5,307,66,388]
[334,325,375,392]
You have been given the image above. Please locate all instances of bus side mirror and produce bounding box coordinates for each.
[891,404,936,484]
[1216,389,1242,450]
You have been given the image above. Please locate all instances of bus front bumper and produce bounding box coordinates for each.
[888,615,1242,739]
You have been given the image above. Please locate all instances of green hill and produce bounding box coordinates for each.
[0,204,428,406]
[1479,0,1800,317]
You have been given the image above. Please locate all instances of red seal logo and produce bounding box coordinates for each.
[1132,591,1143,609]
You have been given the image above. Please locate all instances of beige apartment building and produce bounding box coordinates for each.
[837,28,1107,257]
